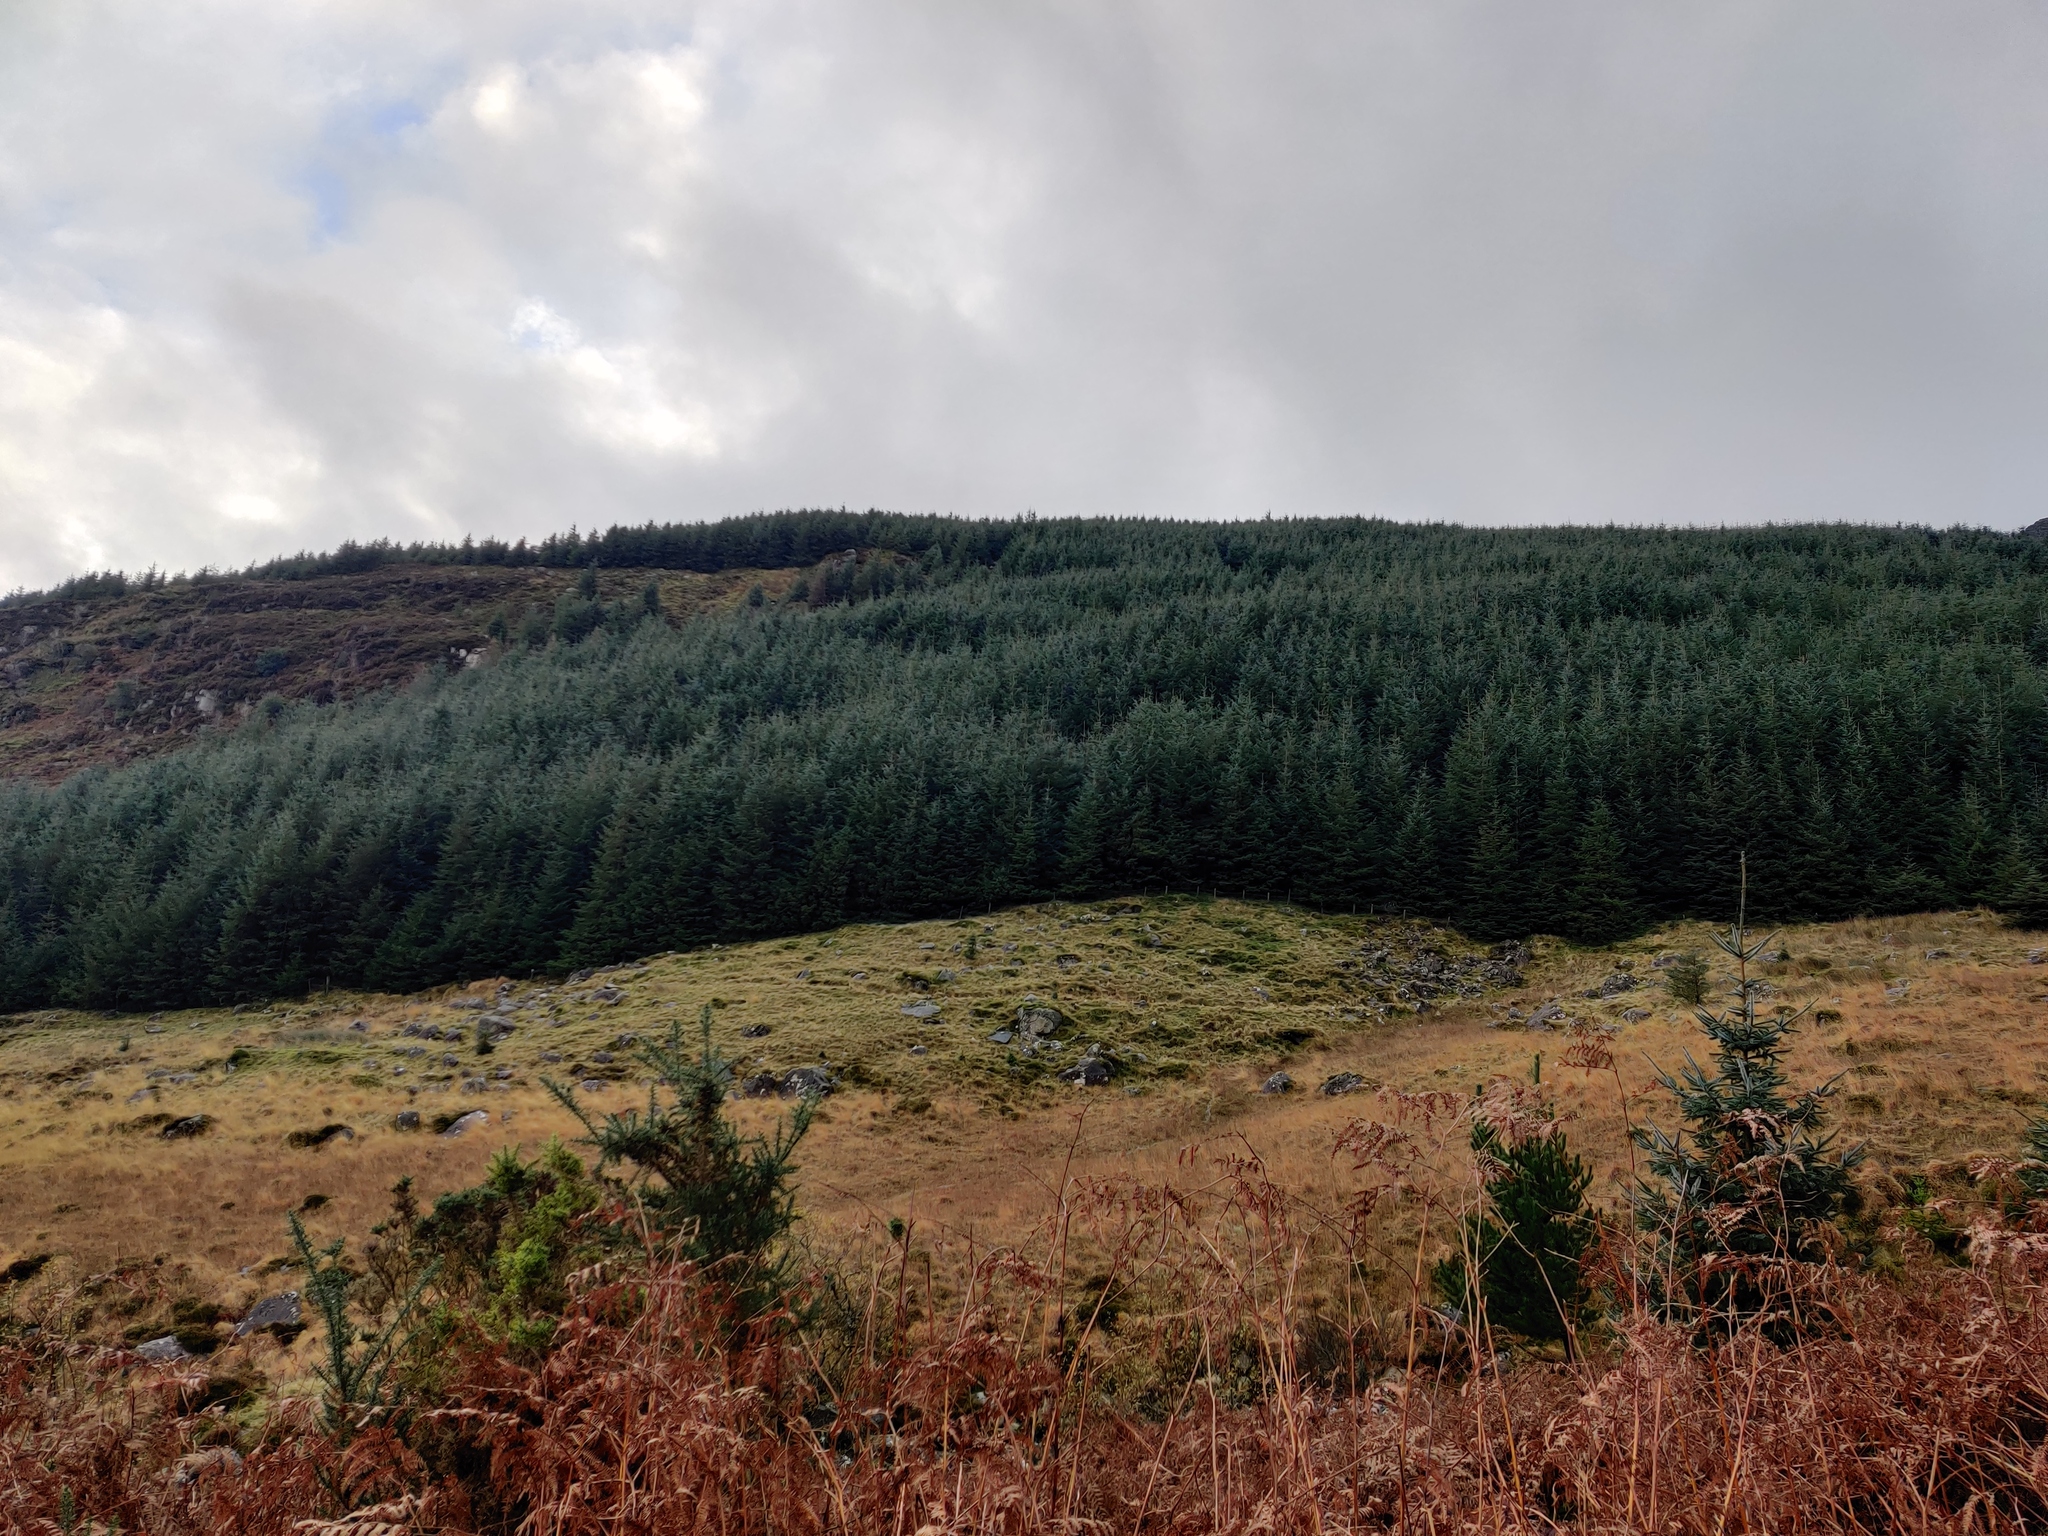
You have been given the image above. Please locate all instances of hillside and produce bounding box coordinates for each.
[4,896,2041,1297]
[6,513,2048,1016]
[0,561,810,782]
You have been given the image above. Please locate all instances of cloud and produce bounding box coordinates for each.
[4,1,2048,588]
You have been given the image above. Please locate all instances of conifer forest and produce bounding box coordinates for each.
[5,511,2048,1010]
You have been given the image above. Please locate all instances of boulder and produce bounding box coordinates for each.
[740,1023,770,1038]
[135,1334,192,1363]
[1260,1072,1294,1095]
[740,1071,782,1098]
[1017,1005,1067,1037]
[393,1110,421,1131]
[1320,1072,1368,1097]
[439,1110,489,1138]
[1058,1056,1112,1087]
[988,1029,1014,1045]
[231,1291,302,1340]
[780,1066,836,1100]
[901,1001,941,1019]
[161,1115,209,1140]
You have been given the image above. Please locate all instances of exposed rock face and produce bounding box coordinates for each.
[232,1291,302,1340]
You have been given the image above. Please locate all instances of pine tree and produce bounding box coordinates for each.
[1460,805,1525,940]
[1435,1112,1593,1347]
[1389,789,1443,917]
[1564,799,1637,944]
[1634,861,1864,1327]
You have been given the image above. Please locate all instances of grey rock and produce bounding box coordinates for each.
[1017,1005,1067,1037]
[909,1044,927,1055]
[988,1030,1014,1045]
[935,968,957,983]
[1260,1072,1295,1095]
[1527,1002,1564,1029]
[591,986,626,1005]
[740,1023,770,1038]
[1055,953,1081,970]
[901,1001,941,1019]
[492,1067,513,1080]
[1059,1056,1113,1087]
[1622,1008,1651,1023]
[1925,948,1951,961]
[348,1019,368,1032]
[1586,973,1638,999]
[1320,1073,1368,1097]
[449,996,487,1010]
[795,969,811,979]
[566,967,596,985]
[741,1072,782,1098]
[440,1053,459,1067]
[440,1109,489,1138]
[539,1050,562,1062]
[591,1050,614,1064]
[780,1066,836,1100]
[161,1115,209,1139]
[577,1078,609,1092]
[127,1088,153,1104]
[134,1334,192,1362]
[394,1110,421,1130]
[232,1291,302,1340]
[1252,986,1271,1002]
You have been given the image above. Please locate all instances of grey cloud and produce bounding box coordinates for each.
[4,1,2048,589]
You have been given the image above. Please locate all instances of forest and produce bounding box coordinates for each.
[4,513,2048,1010]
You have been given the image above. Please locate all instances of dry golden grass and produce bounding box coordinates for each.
[3,898,2044,1322]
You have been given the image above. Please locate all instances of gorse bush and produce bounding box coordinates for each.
[549,1007,811,1314]
[8,514,2048,1007]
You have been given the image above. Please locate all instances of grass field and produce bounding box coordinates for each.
[3,896,2044,1341]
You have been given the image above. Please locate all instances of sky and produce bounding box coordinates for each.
[5,2,2048,591]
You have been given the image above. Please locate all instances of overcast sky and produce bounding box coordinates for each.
[4,2,2048,590]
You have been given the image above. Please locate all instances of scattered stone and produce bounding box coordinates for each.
[1527,1002,1564,1030]
[135,1335,192,1363]
[231,1291,302,1340]
[1622,1008,1651,1023]
[439,1110,489,1138]
[1055,954,1081,970]
[780,1066,836,1100]
[160,1115,209,1139]
[2028,949,2047,965]
[299,1193,329,1212]
[591,987,626,1006]
[394,1110,421,1130]
[145,1024,163,1035]
[576,1079,609,1092]
[1925,949,1951,961]
[935,968,957,982]
[492,1067,513,1080]
[1260,1072,1295,1095]
[740,1024,770,1038]
[1058,1055,1113,1087]
[591,1050,614,1064]
[566,967,596,985]
[795,969,811,980]
[1585,973,1638,999]
[850,971,867,980]
[909,1044,927,1055]
[740,1072,782,1098]
[1016,1005,1067,1037]
[989,1030,1014,1045]
[440,1054,459,1068]
[901,1001,941,1019]
[348,1020,368,1032]
[1252,986,1272,1002]
[1320,1073,1369,1097]
[127,1088,154,1104]
[284,1124,354,1149]
[448,996,487,1010]
[1650,952,1680,969]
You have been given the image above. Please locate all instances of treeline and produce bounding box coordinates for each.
[5,515,2048,1009]
[0,509,1010,606]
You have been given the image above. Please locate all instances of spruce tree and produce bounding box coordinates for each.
[1634,862,1864,1325]
[1435,1114,1593,1347]
[1564,799,1637,944]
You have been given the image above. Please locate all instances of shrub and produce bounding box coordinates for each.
[1434,1086,1593,1347]
[548,1007,811,1314]
[1665,951,1709,1006]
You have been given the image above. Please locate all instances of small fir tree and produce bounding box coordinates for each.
[548,1006,810,1315]
[1435,1098,1593,1348]
[1634,860,1864,1324]
[1665,951,1709,1006]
